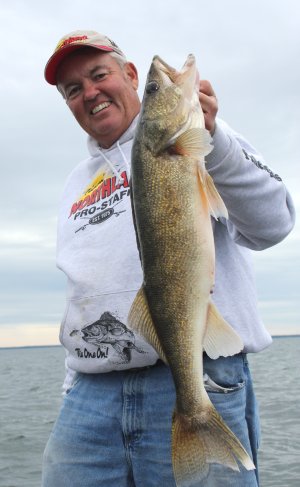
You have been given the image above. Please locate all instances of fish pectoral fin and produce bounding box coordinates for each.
[127,287,168,364]
[172,127,213,158]
[203,302,244,359]
[170,126,228,221]
[198,168,228,220]
[172,405,255,486]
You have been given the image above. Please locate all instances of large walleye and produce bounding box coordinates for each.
[128,54,255,485]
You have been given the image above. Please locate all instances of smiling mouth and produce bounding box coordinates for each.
[91,101,111,115]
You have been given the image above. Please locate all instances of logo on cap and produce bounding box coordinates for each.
[107,37,120,50]
[55,35,89,52]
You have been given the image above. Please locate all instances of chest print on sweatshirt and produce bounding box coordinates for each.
[70,312,146,364]
[68,169,131,234]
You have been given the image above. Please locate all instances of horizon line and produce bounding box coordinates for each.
[1,335,300,351]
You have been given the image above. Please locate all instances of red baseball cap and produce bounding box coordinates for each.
[44,30,126,85]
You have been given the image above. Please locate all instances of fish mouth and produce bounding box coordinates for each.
[152,56,178,83]
[153,54,196,87]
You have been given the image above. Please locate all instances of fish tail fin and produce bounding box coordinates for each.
[172,404,255,486]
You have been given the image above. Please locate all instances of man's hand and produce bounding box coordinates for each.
[199,80,218,135]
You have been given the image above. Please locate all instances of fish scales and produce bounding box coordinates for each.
[128,54,255,485]
[133,147,211,396]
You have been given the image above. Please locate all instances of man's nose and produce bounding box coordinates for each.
[83,80,100,101]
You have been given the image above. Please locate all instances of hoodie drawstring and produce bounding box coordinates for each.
[98,142,130,184]
[116,141,131,175]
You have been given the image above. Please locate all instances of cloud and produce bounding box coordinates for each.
[0,0,299,346]
[258,299,300,336]
[0,324,60,348]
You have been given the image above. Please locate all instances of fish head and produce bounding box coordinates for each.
[138,54,204,154]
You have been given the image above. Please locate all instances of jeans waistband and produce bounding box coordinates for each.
[128,353,247,373]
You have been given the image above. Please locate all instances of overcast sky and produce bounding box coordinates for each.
[0,0,299,347]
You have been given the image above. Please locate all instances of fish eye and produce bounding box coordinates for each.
[146,81,160,94]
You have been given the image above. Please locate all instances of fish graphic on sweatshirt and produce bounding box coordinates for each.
[70,312,146,364]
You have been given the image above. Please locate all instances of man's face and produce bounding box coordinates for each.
[57,49,141,148]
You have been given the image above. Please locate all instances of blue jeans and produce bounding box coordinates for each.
[42,354,260,487]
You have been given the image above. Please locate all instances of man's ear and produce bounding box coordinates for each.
[125,62,139,90]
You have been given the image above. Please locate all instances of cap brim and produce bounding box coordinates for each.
[44,43,115,85]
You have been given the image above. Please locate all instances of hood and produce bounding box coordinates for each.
[87,115,140,157]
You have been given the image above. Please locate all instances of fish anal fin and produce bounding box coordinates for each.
[127,287,167,363]
[172,127,213,158]
[172,405,255,486]
[203,302,244,359]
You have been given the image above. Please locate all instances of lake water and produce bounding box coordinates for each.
[0,337,299,486]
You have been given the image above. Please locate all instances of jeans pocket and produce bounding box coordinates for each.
[64,373,81,396]
[203,373,245,394]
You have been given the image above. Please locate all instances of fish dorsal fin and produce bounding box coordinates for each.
[172,127,213,158]
[127,287,168,364]
[203,301,244,359]
[198,169,228,220]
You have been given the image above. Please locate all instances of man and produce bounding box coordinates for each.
[42,30,295,487]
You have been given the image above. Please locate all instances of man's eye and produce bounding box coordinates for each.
[94,72,109,81]
[66,86,80,100]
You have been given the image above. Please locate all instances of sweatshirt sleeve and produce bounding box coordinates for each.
[205,119,296,251]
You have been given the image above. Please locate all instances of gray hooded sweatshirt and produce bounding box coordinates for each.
[56,117,295,390]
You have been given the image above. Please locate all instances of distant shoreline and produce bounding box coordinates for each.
[1,335,299,350]
[272,334,300,339]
